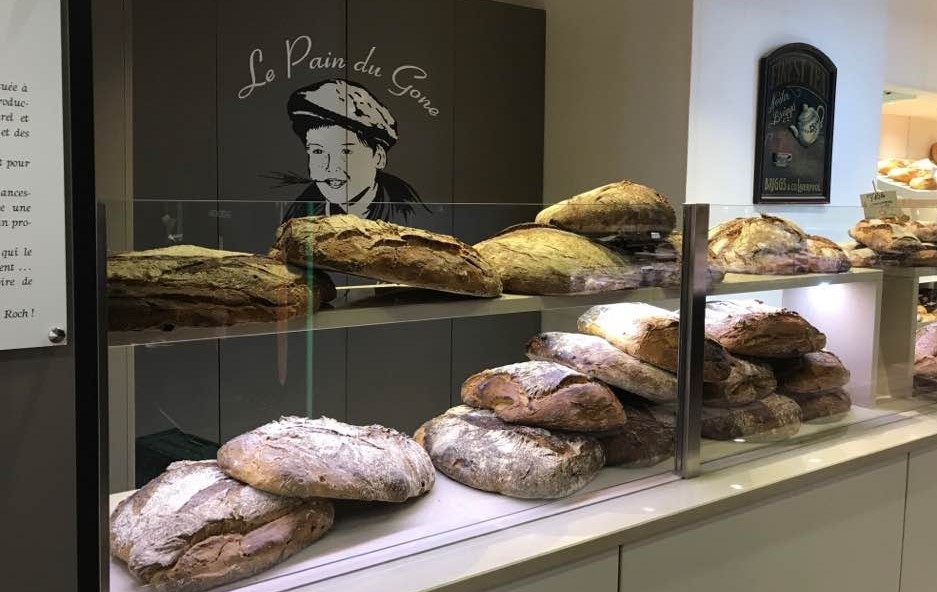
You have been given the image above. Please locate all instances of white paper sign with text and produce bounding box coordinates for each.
[0,0,67,350]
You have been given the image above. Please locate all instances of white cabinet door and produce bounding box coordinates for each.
[619,458,907,592]
[899,446,937,592]
[484,549,619,592]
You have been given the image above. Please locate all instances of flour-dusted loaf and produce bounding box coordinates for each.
[708,215,811,275]
[701,394,803,442]
[849,218,924,254]
[107,245,327,332]
[769,350,851,395]
[839,241,881,268]
[217,416,435,502]
[578,303,734,382]
[703,356,776,408]
[704,300,826,358]
[526,332,677,403]
[271,214,502,297]
[461,361,626,432]
[473,224,644,295]
[534,180,676,240]
[110,460,333,592]
[787,389,852,423]
[598,396,675,468]
[414,406,604,499]
[907,220,937,242]
[804,235,851,273]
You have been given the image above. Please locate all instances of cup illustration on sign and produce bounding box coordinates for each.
[773,152,793,168]
[270,78,426,223]
[789,103,825,148]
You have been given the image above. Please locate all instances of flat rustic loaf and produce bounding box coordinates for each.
[849,218,923,254]
[703,356,776,408]
[907,220,937,243]
[534,180,676,240]
[708,215,811,274]
[107,245,326,332]
[461,361,626,431]
[701,394,802,442]
[414,406,604,499]
[770,350,851,394]
[526,332,677,403]
[804,235,851,273]
[704,300,826,358]
[787,389,851,423]
[840,241,881,268]
[578,302,734,382]
[110,460,333,592]
[473,224,644,295]
[217,416,435,502]
[598,395,675,468]
[271,214,502,297]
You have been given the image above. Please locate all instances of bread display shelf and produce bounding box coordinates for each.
[107,269,882,348]
[107,404,895,592]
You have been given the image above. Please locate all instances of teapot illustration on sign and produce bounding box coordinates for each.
[789,103,825,147]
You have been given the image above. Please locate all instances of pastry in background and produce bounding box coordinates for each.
[888,167,917,184]
[910,176,937,191]
[878,157,910,175]
[415,406,605,499]
[535,179,676,241]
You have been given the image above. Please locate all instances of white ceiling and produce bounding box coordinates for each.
[883,85,937,119]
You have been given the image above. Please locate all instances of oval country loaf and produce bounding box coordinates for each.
[849,218,923,254]
[526,332,678,403]
[534,179,676,240]
[701,394,803,442]
[473,224,643,295]
[769,350,851,395]
[839,241,881,268]
[804,235,851,273]
[270,214,502,297]
[702,356,776,408]
[906,220,937,243]
[461,361,626,431]
[110,460,333,592]
[786,389,852,423]
[578,302,734,382]
[708,215,811,274]
[107,245,329,332]
[217,416,435,502]
[597,396,675,468]
[414,406,604,499]
[704,300,826,358]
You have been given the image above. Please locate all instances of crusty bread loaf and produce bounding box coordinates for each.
[703,356,776,408]
[704,300,826,358]
[534,180,676,240]
[217,417,435,502]
[701,394,802,442]
[578,303,733,382]
[107,245,325,331]
[597,396,674,468]
[839,241,881,268]
[461,361,626,432]
[849,218,923,254]
[414,406,604,499]
[907,248,937,267]
[786,389,851,423]
[906,220,937,243]
[271,215,502,297]
[110,460,333,592]
[708,215,814,275]
[804,235,851,273]
[526,332,677,403]
[770,350,851,394]
[473,224,645,295]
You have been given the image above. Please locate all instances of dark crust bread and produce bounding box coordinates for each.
[770,350,851,394]
[701,394,802,441]
[217,416,435,502]
[805,235,851,273]
[705,300,827,358]
[849,219,924,254]
[534,180,676,239]
[109,460,333,592]
[597,398,674,467]
[107,245,322,331]
[786,389,851,423]
[461,361,626,431]
[703,356,776,408]
[271,214,502,297]
[414,406,604,499]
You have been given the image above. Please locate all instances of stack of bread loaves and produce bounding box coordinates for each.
[842,215,937,268]
[473,180,724,295]
[111,417,434,592]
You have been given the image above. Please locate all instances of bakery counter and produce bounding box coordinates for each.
[107,403,937,592]
[107,269,883,348]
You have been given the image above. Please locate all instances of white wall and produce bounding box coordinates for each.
[885,0,937,91]
[686,0,889,214]
[880,114,937,160]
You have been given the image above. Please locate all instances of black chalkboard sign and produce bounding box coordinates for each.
[753,43,837,204]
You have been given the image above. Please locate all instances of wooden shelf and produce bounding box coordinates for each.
[107,268,883,348]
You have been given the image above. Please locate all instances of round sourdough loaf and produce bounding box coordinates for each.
[461,360,626,432]
[708,215,811,274]
[414,406,604,499]
[110,460,333,592]
[217,417,435,502]
[534,179,676,240]
[269,214,502,297]
[107,245,327,332]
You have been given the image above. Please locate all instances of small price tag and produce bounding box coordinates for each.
[861,190,901,219]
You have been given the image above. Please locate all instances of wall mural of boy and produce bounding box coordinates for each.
[269,78,426,223]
